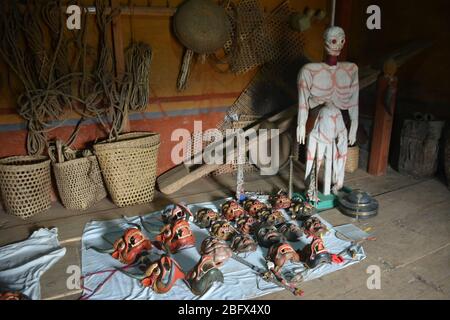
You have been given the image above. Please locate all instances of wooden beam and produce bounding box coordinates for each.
[368,61,398,176]
[83,6,177,16]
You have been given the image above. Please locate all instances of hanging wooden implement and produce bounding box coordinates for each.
[157,105,297,194]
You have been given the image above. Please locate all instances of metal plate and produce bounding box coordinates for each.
[337,190,379,219]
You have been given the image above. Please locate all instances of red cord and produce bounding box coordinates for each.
[79,264,134,300]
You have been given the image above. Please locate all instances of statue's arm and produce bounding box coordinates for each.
[348,65,359,145]
[297,68,312,145]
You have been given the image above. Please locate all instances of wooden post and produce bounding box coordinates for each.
[110,0,125,76]
[368,60,398,176]
[110,0,130,132]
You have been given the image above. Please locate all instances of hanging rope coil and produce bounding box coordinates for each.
[125,42,153,111]
[0,0,154,154]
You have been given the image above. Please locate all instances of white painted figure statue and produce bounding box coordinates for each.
[297,26,359,202]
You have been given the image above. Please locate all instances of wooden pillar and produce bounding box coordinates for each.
[110,0,130,132]
[110,0,125,76]
[368,60,398,176]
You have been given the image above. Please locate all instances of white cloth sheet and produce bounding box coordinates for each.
[0,228,66,299]
[81,199,366,300]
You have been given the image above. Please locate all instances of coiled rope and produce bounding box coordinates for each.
[0,0,153,154]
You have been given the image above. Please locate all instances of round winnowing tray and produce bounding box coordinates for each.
[173,0,231,54]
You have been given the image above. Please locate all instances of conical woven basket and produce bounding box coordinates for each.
[0,156,51,219]
[94,132,160,207]
[53,155,107,210]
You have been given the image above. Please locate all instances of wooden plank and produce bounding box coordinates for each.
[0,164,396,246]
[84,6,176,17]
[368,67,398,176]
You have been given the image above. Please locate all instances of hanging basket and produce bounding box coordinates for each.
[53,155,107,211]
[94,132,160,207]
[345,145,359,173]
[0,156,51,219]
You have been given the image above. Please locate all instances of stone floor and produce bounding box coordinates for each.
[1,163,449,300]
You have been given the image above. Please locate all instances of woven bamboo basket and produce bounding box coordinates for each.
[0,156,51,219]
[53,155,107,210]
[94,132,160,207]
[345,145,359,173]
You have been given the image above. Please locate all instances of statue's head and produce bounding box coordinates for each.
[323,26,345,57]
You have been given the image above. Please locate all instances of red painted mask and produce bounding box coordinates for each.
[255,224,286,248]
[140,255,186,294]
[162,203,193,224]
[186,255,224,296]
[266,242,300,272]
[230,233,257,253]
[303,217,328,238]
[221,200,246,221]
[200,236,232,267]
[236,214,257,234]
[111,228,152,264]
[257,208,272,221]
[154,220,196,253]
[278,222,303,241]
[263,210,286,226]
[243,199,267,217]
[290,200,316,220]
[0,292,30,300]
[297,237,331,269]
[210,219,236,241]
[270,192,292,210]
[195,208,220,228]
